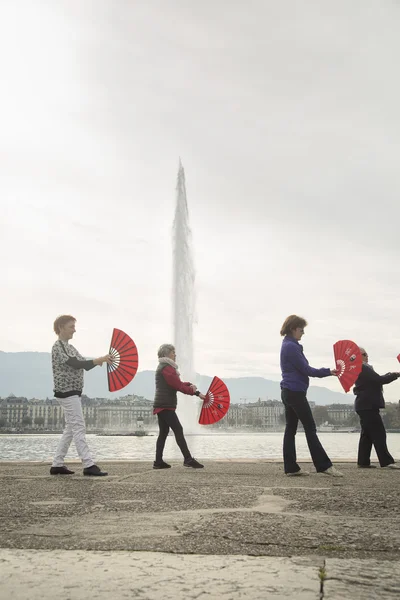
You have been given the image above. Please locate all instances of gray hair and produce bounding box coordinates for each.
[157,343,175,358]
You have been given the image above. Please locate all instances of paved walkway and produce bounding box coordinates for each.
[0,460,399,598]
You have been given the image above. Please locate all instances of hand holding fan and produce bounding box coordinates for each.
[107,328,139,392]
[333,340,362,393]
[198,376,230,425]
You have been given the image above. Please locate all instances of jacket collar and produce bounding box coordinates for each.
[283,335,303,351]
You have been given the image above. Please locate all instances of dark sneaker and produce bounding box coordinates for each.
[50,466,75,475]
[83,465,108,477]
[153,461,172,469]
[184,457,204,469]
[357,464,377,469]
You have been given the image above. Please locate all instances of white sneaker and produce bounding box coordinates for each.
[382,463,400,470]
[286,469,310,477]
[320,466,344,478]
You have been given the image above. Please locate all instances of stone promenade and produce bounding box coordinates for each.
[0,460,399,599]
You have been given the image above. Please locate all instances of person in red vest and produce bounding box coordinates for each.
[153,343,205,469]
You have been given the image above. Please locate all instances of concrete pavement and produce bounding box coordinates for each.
[0,460,399,598]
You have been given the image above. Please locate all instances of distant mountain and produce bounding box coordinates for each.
[0,351,352,405]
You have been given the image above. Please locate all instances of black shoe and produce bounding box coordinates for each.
[184,457,204,469]
[83,465,108,477]
[50,466,75,475]
[153,461,172,469]
[357,464,377,469]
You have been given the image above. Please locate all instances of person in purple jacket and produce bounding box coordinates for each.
[280,315,343,477]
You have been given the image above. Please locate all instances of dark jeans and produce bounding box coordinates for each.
[281,388,332,474]
[356,409,394,467]
[155,410,191,462]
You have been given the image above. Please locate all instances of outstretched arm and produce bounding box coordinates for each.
[360,366,400,386]
[162,366,196,395]
[288,344,332,379]
[65,357,96,371]
[54,343,110,371]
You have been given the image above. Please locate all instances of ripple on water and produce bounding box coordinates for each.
[0,432,399,461]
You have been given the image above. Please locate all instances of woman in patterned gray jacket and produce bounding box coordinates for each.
[50,314,110,477]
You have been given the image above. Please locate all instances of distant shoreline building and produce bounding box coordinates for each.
[2,394,397,431]
[0,394,156,431]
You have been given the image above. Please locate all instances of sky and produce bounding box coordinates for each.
[1,1,400,401]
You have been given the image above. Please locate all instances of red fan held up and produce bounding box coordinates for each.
[333,340,362,393]
[107,328,139,392]
[199,376,230,425]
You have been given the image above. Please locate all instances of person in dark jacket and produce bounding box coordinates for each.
[153,343,206,469]
[354,347,400,469]
[280,314,343,477]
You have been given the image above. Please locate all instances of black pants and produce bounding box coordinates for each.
[281,388,332,474]
[155,410,191,462]
[356,409,394,467]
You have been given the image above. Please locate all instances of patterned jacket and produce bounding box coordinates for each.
[52,340,96,398]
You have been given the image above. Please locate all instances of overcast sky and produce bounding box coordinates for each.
[1,1,400,401]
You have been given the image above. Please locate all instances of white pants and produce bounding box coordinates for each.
[52,395,95,469]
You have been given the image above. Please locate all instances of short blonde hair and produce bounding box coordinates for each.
[53,315,76,335]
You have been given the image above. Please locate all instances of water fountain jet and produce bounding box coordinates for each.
[172,161,201,433]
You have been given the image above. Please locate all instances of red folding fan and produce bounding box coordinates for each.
[198,376,230,425]
[397,354,400,363]
[107,328,139,392]
[333,340,362,393]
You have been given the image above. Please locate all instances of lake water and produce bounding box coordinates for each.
[1,432,400,462]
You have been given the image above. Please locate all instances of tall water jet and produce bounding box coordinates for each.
[172,161,199,432]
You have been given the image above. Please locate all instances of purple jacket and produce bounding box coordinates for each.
[280,336,331,392]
